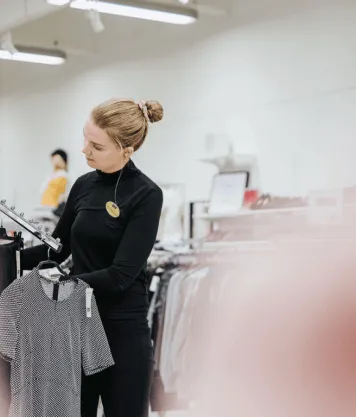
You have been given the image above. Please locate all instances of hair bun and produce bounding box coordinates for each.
[145,100,164,124]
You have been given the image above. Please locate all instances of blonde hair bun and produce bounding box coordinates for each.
[92,98,164,152]
[146,100,164,124]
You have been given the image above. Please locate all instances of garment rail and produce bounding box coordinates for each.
[0,200,62,253]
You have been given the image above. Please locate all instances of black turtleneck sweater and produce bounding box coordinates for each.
[22,160,163,318]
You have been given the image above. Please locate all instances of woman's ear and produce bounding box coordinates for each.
[125,147,134,159]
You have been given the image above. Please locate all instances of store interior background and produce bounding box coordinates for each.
[1,0,356,221]
[2,2,356,417]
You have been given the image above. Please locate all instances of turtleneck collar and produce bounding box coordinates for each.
[96,159,138,182]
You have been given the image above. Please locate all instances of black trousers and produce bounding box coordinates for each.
[81,316,154,417]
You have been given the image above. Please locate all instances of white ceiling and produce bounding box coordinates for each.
[1,0,352,37]
[0,0,350,98]
[0,0,57,32]
[0,0,237,97]
[1,0,351,73]
[3,0,234,61]
[0,0,230,33]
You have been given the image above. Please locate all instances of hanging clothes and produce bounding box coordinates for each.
[0,237,23,416]
[0,240,22,295]
[149,266,189,413]
[148,261,236,409]
[0,269,114,417]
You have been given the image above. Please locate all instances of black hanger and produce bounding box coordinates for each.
[37,248,78,282]
[36,259,78,302]
[37,260,72,279]
[14,231,23,246]
[37,248,78,283]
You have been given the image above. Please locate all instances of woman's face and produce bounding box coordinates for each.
[82,119,131,173]
[51,154,66,170]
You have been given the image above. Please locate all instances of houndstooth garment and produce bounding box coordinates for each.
[0,269,114,417]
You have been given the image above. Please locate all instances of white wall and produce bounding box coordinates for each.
[1,1,356,215]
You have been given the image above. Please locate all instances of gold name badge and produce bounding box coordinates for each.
[106,201,120,218]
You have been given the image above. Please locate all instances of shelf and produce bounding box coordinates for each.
[201,240,274,250]
[194,206,308,221]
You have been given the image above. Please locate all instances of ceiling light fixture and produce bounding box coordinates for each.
[0,46,66,65]
[70,0,198,25]
[46,0,71,5]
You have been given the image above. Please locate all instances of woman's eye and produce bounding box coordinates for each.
[94,145,102,151]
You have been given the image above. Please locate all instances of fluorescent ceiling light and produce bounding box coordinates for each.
[70,0,198,25]
[0,46,66,65]
[46,0,71,5]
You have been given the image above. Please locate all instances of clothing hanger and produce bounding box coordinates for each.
[37,250,78,302]
[36,248,78,283]
[37,260,74,282]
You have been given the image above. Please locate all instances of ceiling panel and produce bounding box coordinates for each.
[0,0,56,32]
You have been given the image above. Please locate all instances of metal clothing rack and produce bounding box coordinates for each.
[0,200,63,253]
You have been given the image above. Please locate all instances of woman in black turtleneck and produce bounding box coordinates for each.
[22,98,164,417]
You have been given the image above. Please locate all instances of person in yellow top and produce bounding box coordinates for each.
[40,149,70,208]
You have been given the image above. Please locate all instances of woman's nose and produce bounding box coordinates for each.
[82,142,89,155]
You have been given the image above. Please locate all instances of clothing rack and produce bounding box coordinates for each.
[0,200,62,253]
[153,239,274,258]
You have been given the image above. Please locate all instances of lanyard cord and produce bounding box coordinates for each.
[113,168,124,206]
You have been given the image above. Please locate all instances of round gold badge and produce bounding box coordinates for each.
[105,201,120,218]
